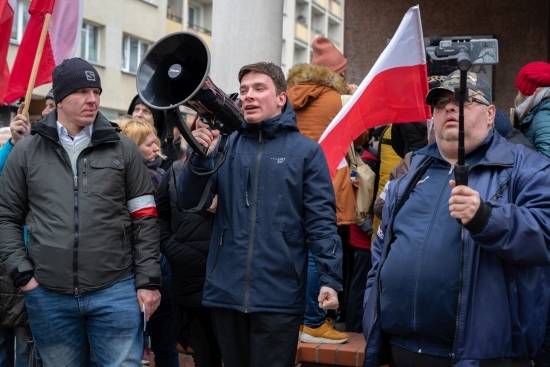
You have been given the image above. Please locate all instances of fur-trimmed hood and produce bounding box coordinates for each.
[287,64,348,95]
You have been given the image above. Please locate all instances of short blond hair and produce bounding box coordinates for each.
[116,117,166,159]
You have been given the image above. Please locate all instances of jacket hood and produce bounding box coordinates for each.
[520,95,550,127]
[31,109,120,146]
[238,100,298,139]
[286,64,348,109]
[127,94,167,140]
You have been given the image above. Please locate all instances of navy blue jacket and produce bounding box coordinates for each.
[179,102,342,314]
[363,131,550,366]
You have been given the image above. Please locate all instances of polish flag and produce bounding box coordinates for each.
[3,0,83,104]
[318,5,430,178]
[127,195,158,220]
[0,0,15,104]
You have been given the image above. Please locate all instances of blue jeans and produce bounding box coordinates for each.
[0,326,32,367]
[303,251,326,328]
[23,275,143,367]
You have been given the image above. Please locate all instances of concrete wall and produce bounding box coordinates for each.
[210,0,284,93]
[344,0,550,111]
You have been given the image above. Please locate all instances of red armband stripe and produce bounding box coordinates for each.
[130,207,158,220]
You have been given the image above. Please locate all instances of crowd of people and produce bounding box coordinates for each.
[0,36,549,367]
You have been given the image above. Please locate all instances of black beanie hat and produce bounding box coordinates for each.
[45,89,54,101]
[52,58,102,104]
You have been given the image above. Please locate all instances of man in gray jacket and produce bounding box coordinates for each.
[0,58,161,367]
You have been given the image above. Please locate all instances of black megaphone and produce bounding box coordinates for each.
[136,31,245,156]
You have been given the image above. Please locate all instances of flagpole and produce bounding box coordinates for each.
[22,12,51,116]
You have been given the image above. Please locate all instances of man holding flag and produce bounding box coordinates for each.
[362,69,550,367]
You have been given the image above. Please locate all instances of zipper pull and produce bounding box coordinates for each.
[73,176,78,189]
[219,231,225,247]
[259,128,262,143]
[448,166,454,176]
[74,287,79,297]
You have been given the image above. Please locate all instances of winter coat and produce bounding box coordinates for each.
[391,122,427,158]
[156,160,214,307]
[0,139,14,176]
[178,101,342,314]
[1,140,28,328]
[517,89,550,157]
[363,130,550,366]
[0,263,27,328]
[0,111,161,294]
[287,63,357,225]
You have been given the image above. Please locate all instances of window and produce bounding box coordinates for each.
[188,5,198,28]
[187,3,211,35]
[10,1,30,43]
[122,35,150,74]
[81,23,100,63]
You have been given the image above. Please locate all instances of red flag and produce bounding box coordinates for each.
[318,5,430,178]
[0,0,15,104]
[3,0,82,104]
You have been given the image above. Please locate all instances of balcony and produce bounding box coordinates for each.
[188,23,211,36]
[313,0,327,9]
[329,0,341,18]
[295,22,308,43]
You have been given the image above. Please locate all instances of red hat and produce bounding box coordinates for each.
[311,36,347,74]
[515,61,550,96]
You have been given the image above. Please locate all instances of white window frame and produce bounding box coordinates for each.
[121,35,150,74]
[81,23,100,64]
[10,1,30,44]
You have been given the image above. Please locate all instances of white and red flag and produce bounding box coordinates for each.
[318,5,430,178]
[0,0,15,104]
[3,0,83,104]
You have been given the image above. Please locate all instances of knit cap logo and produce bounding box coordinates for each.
[85,71,96,81]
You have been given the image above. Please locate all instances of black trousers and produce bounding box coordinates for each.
[173,304,222,367]
[210,308,301,367]
[345,247,372,332]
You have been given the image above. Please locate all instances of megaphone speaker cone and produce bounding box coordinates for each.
[136,32,210,109]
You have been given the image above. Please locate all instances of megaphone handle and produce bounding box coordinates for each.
[169,108,209,156]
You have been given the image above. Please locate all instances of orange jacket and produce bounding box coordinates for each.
[287,64,367,225]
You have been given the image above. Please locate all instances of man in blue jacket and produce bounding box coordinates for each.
[179,62,343,367]
[362,70,550,367]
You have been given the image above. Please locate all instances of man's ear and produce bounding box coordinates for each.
[277,92,287,108]
[487,105,496,127]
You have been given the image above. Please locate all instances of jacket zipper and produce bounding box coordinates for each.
[64,147,90,297]
[490,179,509,200]
[244,128,264,313]
[56,146,81,297]
[73,174,80,297]
[210,229,226,274]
